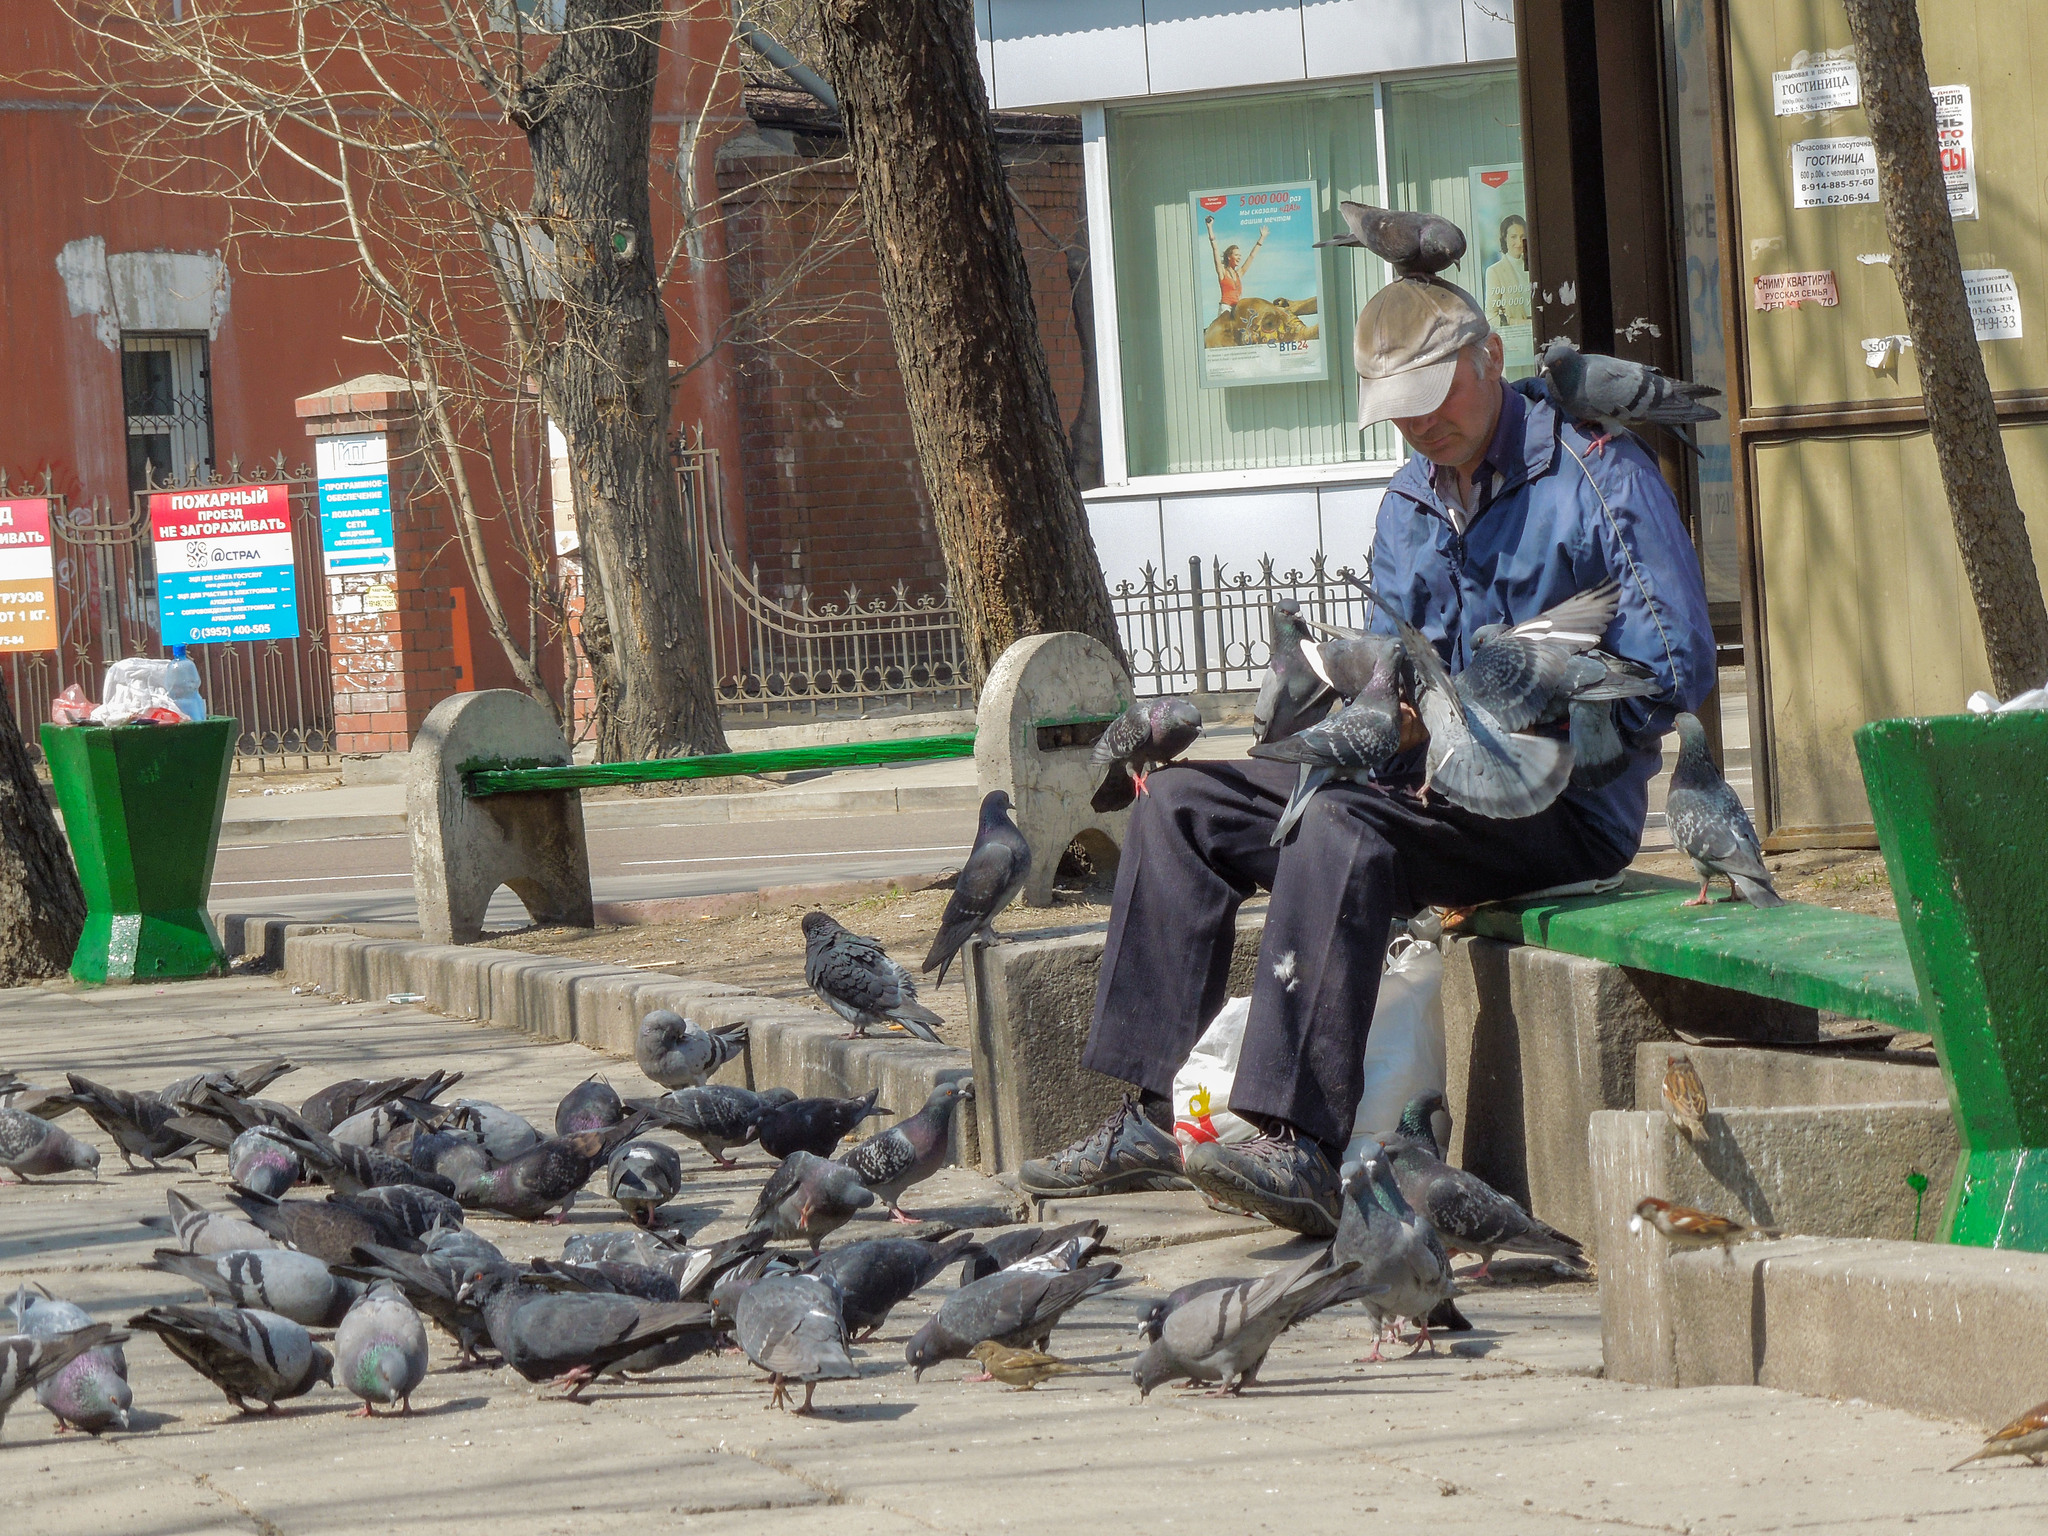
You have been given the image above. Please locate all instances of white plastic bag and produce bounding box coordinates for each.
[1171,995,1258,1151]
[90,656,205,726]
[1344,934,1447,1163]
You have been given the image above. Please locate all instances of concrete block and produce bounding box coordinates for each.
[282,930,351,994]
[406,689,593,945]
[1635,1039,1944,1112]
[518,961,627,1042]
[1442,936,1820,1244]
[565,967,656,1050]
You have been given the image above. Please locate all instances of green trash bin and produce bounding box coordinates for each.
[39,716,237,985]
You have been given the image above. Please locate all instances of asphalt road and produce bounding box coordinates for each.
[206,807,980,926]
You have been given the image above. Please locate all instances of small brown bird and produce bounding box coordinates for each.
[1950,1399,2048,1470]
[1661,1055,1711,1144]
[1630,1196,1774,1252]
[967,1340,1084,1390]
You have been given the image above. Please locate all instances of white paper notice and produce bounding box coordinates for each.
[1933,85,1978,220]
[1792,137,1879,208]
[1774,60,1861,116]
[1963,269,2022,341]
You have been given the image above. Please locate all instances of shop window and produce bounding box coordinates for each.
[122,334,213,493]
[1108,71,1524,480]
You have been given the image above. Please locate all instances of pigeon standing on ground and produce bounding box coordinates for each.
[756,1089,888,1161]
[1662,1055,1712,1143]
[959,1219,1109,1284]
[448,1099,545,1160]
[332,1185,466,1244]
[127,1305,333,1413]
[607,1139,682,1228]
[1667,712,1784,907]
[334,1281,429,1416]
[1325,1155,1455,1359]
[147,1248,361,1329]
[1253,599,1336,747]
[1384,1094,1586,1278]
[160,1057,296,1115]
[58,1075,199,1171]
[635,1012,747,1091]
[1250,631,1405,845]
[1131,1250,1363,1397]
[225,1191,417,1265]
[555,1076,625,1136]
[746,1151,877,1250]
[151,1190,278,1255]
[228,1127,302,1199]
[453,1116,649,1223]
[1090,699,1204,813]
[923,792,1033,984]
[1136,1277,1255,1345]
[1539,338,1723,456]
[803,911,946,1042]
[631,1085,793,1167]
[8,1290,131,1434]
[0,1106,100,1181]
[836,1080,973,1221]
[905,1262,1127,1378]
[1,1324,126,1439]
[734,1270,859,1414]
[806,1233,978,1339]
[336,1244,494,1367]
[456,1266,719,1399]
[1316,202,1467,276]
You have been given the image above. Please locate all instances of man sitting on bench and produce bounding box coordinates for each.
[1019,275,1717,1235]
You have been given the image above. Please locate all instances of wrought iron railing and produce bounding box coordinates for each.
[1110,552,1373,696]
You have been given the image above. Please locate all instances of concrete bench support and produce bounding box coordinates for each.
[407,689,594,944]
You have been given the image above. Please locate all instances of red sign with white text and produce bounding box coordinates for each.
[0,498,58,652]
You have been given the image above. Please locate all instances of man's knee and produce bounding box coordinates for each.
[1293,783,1398,869]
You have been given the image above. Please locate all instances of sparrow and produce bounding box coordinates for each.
[1630,1197,1775,1251]
[1661,1055,1711,1144]
[1950,1399,2048,1470]
[967,1340,1085,1390]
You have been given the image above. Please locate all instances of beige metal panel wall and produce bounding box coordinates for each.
[1757,423,2048,830]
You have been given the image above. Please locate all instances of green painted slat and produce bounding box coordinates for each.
[463,733,978,797]
[1464,872,1924,1029]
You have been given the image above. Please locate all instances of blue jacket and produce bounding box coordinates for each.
[1365,380,1717,864]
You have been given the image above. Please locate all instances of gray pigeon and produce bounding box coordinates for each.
[0,1105,100,1181]
[757,1089,888,1161]
[1,1323,126,1439]
[8,1290,131,1434]
[159,1057,295,1114]
[1253,599,1336,747]
[555,1075,625,1136]
[561,1228,685,1268]
[304,1069,459,1136]
[127,1305,333,1413]
[1131,1250,1363,1397]
[747,1151,876,1250]
[1325,1154,1455,1359]
[1454,581,1637,731]
[453,1117,648,1223]
[735,1270,859,1413]
[1668,712,1783,907]
[151,1190,279,1255]
[1316,202,1466,276]
[959,1219,1109,1285]
[806,1233,978,1339]
[1568,699,1631,791]
[1384,1093,1586,1278]
[457,1265,719,1398]
[335,1281,429,1416]
[905,1262,1126,1378]
[836,1079,973,1221]
[635,1011,747,1091]
[1539,339,1722,456]
[332,1185,466,1244]
[1251,634,1404,845]
[803,911,946,1042]
[1090,700,1204,814]
[630,1084,791,1167]
[58,1074,200,1171]
[228,1126,303,1199]
[607,1139,682,1228]
[335,1243,493,1367]
[449,1098,545,1160]
[923,792,1033,984]
[1135,1277,1253,1345]
[147,1247,362,1328]
[225,1191,418,1265]
[260,1121,456,1200]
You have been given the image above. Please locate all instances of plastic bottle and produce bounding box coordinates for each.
[164,645,205,722]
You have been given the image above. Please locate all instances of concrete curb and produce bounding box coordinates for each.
[218,913,983,1169]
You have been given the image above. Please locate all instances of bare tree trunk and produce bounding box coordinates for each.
[0,692,84,985]
[1067,246,1104,492]
[518,1,728,759]
[814,0,1124,682]
[1843,0,2048,696]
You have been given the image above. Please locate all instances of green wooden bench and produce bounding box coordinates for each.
[462,733,978,797]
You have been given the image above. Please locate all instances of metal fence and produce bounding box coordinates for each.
[1110,552,1373,696]
[0,459,337,771]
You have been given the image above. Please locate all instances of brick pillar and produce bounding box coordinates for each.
[296,374,459,755]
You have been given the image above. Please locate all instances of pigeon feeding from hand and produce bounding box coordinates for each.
[1253,599,1336,747]
[635,1011,747,1092]
[905,1262,1127,1378]
[1668,713,1784,907]
[0,1105,100,1182]
[1661,1055,1711,1144]
[836,1079,973,1222]
[1091,699,1204,813]
[1385,1094,1586,1279]
[804,911,945,1041]
[746,1151,877,1250]
[59,1074,201,1171]
[8,1289,132,1435]
[735,1270,859,1414]
[1251,631,1404,845]
[1131,1249,1362,1397]
[757,1089,888,1161]
[148,1248,362,1329]
[555,1075,626,1136]
[1316,202,1466,277]
[0,1323,127,1440]
[128,1305,333,1414]
[923,791,1033,984]
[607,1139,682,1229]
[1327,1154,1455,1360]
[335,1281,430,1416]
[631,1084,793,1168]
[1539,338,1722,456]
[805,1233,977,1339]
[1631,1196,1774,1252]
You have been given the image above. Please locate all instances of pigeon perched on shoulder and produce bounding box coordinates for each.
[923,792,1032,984]
[127,1305,333,1413]
[1131,1250,1362,1397]
[147,1247,361,1329]
[1250,633,1404,845]
[1316,202,1466,277]
[0,1105,100,1182]
[607,1139,682,1229]
[1090,699,1204,813]
[804,912,946,1042]
[1667,712,1783,908]
[1383,1093,1585,1279]
[746,1151,876,1250]
[735,1270,859,1414]
[456,1265,718,1399]
[630,1084,788,1167]
[806,1233,977,1339]
[757,1089,888,1161]
[836,1079,973,1221]
[335,1281,429,1417]
[8,1290,131,1434]
[1253,599,1336,747]
[1539,339,1722,456]
[959,1219,1109,1285]
[555,1075,625,1136]
[58,1074,199,1171]
[1324,1154,1455,1360]
[905,1262,1127,1378]
[228,1127,302,1199]
[1,1323,126,1439]
[635,1011,747,1091]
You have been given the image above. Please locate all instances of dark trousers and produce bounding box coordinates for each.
[1084,760,1629,1149]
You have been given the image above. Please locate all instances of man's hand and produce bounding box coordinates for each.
[1398,701,1428,753]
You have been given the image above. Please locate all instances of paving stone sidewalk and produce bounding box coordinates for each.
[2,977,2040,1536]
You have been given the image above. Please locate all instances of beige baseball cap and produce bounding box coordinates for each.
[1353,276,1491,425]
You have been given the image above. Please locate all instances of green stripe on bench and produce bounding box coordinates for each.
[1464,872,1924,1029]
[463,732,979,797]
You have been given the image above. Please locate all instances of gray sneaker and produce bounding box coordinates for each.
[1182,1128,1341,1237]
[1017,1099,1190,1198]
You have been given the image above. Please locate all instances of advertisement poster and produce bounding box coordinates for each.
[315,432,396,575]
[1469,163,1532,371]
[149,483,301,646]
[1188,182,1325,388]
[1933,85,1977,221]
[0,498,58,653]
[1791,137,1879,207]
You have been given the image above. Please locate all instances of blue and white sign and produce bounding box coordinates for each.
[148,484,301,645]
[316,432,396,574]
